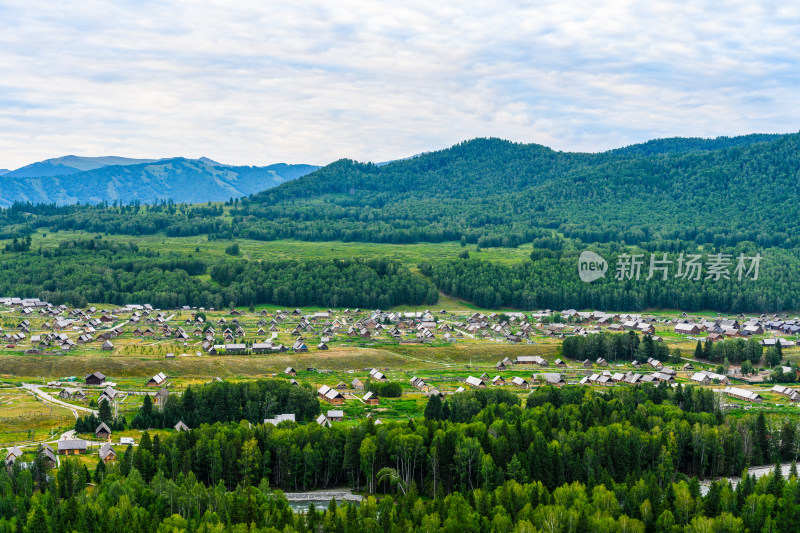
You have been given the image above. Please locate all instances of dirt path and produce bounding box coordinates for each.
[21,383,98,416]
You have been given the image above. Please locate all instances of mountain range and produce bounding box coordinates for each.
[0,156,318,206]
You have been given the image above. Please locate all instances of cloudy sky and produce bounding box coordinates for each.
[1,1,799,169]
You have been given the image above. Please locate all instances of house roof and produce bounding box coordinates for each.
[99,443,116,460]
[40,447,56,463]
[100,387,118,399]
[465,376,485,387]
[725,387,762,401]
[324,389,343,400]
[58,439,87,451]
[5,446,22,461]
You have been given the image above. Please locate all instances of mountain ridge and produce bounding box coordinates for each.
[0,157,319,206]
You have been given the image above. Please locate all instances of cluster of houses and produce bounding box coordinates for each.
[4,444,57,469]
[316,380,380,407]
[674,316,800,344]
[463,372,566,390]
[263,409,384,430]
[580,369,676,386]
[771,384,800,402]
[5,296,800,357]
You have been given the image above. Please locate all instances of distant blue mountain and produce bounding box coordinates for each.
[0,156,319,206]
[0,169,8,176]
[3,155,157,178]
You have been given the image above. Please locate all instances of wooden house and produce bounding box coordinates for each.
[95,422,112,441]
[58,439,87,455]
[85,372,106,386]
[363,392,379,405]
[99,443,116,463]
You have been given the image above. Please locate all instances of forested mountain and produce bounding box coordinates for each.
[235,132,797,248]
[3,133,800,311]
[0,157,318,206]
[608,133,784,157]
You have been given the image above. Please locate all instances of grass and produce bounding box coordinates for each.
[27,228,533,268]
[0,390,74,447]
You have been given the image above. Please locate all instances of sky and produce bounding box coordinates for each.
[1,0,799,170]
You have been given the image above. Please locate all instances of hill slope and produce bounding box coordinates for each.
[3,155,157,178]
[236,132,795,248]
[2,132,800,312]
[0,158,319,206]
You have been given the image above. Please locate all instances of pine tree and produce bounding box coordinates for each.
[121,444,133,476]
[94,459,105,484]
[424,395,442,420]
[25,504,50,533]
[703,338,713,360]
[141,394,153,419]
[755,412,770,464]
[694,341,703,360]
[441,401,451,421]
[98,399,112,425]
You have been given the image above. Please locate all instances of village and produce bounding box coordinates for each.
[4,296,800,470]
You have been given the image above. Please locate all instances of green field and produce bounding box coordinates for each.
[27,228,533,268]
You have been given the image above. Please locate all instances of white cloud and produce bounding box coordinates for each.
[0,0,799,169]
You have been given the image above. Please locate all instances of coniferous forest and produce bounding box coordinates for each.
[6,382,800,532]
[4,134,800,311]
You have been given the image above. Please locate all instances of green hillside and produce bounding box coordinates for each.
[1,133,800,312]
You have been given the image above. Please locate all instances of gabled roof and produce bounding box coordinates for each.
[99,386,118,400]
[58,439,87,451]
[99,443,116,460]
[324,389,343,400]
[465,376,485,387]
[5,446,22,461]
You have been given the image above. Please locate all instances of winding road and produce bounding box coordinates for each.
[21,383,98,417]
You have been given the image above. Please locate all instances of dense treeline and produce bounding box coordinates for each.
[129,380,321,430]
[0,238,436,308]
[7,383,800,531]
[5,135,800,311]
[209,258,438,309]
[4,134,800,250]
[425,249,800,312]
[562,332,671,363]
[562,332,767,367]
[119,382,791,489]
